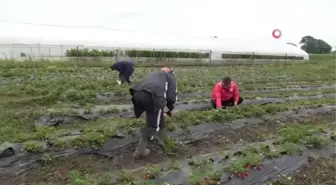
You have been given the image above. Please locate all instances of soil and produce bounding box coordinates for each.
[272,157,336,185]
[5,111,335,185]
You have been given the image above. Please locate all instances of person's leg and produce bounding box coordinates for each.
[133,110,158,158]
[222,97,235,107]
[155,109,166,147]
[133,127,151,158]
[133,91,155,158]
[127,69,134,84]
[117,73,123,85]
[211,99,228,109]
[210,99,216,109]
[132,90,146,118]
[119,73,126,84]
[125,72,132,84]
[237,96,244,105]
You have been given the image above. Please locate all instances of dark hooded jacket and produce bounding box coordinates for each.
[130,71,177,111]
[110,61,134,75]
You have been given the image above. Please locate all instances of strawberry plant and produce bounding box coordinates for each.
[229,153,262,179]
[143,164,161,180]
[163,136,176,154]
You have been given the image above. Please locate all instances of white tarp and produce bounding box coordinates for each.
[0,23,309,59]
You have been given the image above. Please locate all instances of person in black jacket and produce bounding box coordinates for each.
[130,67,177,158]
[110,61,134,85]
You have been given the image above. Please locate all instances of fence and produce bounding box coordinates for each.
[0,43,210,62]
[0,43,316,66]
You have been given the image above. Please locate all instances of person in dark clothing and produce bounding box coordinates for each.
[110,61,134,85]
[211,76,243,109]
[130,67,177,158]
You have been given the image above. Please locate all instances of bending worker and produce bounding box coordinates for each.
[211,76,243,109]
[130,67,177,158]
[110,60,134,85]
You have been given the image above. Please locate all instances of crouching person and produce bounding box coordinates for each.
[211,76,243,109]
[130,67,177,158]
[110,60,134,85]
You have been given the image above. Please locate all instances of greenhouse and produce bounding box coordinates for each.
[0,25,309,60]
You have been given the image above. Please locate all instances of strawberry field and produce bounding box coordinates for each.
[0,54,335,185]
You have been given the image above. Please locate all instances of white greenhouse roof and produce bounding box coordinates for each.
[0,24,308,58]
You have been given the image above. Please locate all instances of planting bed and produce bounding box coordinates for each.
[0,56,335,185]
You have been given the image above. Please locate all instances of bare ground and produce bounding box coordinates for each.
[272,157,336,185]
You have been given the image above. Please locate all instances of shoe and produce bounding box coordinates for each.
[117,80,121,85]
[133,136,151,158]
[133,148,150,158]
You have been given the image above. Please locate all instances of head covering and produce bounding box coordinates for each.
[161,67,173,73]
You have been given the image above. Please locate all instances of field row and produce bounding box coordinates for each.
[1,82,335,109]
[4,104,335,185]
[1,58,334,108]
[0,87,334,152]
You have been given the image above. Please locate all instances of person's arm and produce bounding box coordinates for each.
[166,74,177,111]
[110,64,116,71]
[112,62,123,72]
[233,83,240,104]
[214,84,222,108]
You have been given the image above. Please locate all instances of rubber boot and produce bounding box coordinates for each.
[133,130,151,158]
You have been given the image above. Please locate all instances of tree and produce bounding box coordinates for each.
[299,35,332,54]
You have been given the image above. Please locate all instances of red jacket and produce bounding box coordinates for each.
[211,81,240,108]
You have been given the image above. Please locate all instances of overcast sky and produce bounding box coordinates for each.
[1,0,335,47]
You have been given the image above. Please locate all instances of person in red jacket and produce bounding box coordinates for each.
[211,76,243,109]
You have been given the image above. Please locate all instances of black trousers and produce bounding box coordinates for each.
[131,90,164,138]
[119,71,133,84]
[211,96,244,109]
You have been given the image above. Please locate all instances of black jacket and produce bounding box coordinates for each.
[110,61,134,74]
[130,71,177,111]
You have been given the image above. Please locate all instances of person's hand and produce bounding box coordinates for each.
[166,110,174,117]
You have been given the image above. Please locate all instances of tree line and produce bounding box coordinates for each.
[299,36,333,54]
